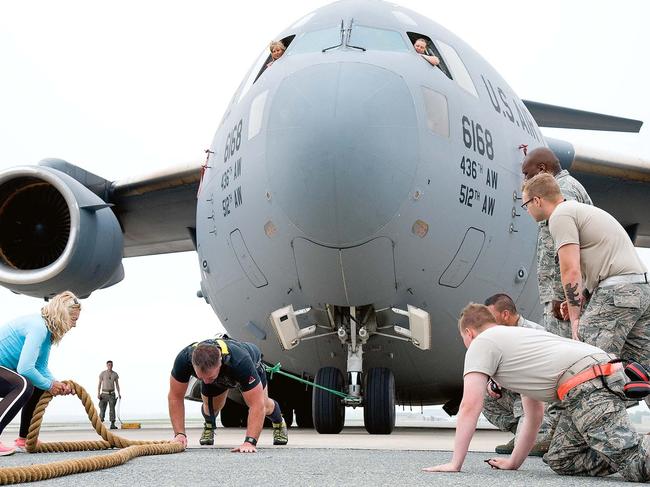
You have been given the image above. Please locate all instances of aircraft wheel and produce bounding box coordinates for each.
[363,367,396,434]
[220,398,247,427]
[312,367,345,434]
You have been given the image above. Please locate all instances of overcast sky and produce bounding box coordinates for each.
[1,1,649,422]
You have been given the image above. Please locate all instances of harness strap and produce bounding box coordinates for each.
[557,362,617,400]
[215,339,229,356]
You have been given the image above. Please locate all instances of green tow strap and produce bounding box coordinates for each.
[264,363,356,401]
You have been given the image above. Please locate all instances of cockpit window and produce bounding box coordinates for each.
[348,26,409,52]
[288,27,342,55]
[237,35,295,104]
[253,35,295,83]
[407,32,452,80]
[435,40,478,98]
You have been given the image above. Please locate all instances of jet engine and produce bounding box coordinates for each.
[0,165,124,298]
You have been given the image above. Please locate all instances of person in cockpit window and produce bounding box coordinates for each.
[266,40,286,69]
[413,38,439,67]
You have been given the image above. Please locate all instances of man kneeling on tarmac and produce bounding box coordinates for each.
[168,337,288,452]
[424,303,650,482]
[481,293,552,457]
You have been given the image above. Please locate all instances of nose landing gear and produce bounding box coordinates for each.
[270,303,430,434]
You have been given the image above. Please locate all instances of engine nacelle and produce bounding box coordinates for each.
[0,165,124,298]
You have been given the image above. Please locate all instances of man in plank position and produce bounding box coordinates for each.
[168,337,288,452]
[423,303,650,482]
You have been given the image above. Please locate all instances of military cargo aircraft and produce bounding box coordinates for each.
[0,0,648,434]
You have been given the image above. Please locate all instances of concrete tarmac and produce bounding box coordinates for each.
[0,426,639,486]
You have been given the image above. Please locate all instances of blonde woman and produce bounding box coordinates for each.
[0,291,80,455]
[266,40,286,68]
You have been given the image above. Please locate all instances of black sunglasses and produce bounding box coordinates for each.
[521,196,536,210]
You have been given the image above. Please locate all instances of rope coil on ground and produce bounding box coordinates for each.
[0,380,184,485]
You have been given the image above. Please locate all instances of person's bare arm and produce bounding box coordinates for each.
[115,378,121,399]
[421,54,440,66]
[232,383,266,453]
[168,376,188,446]
[486,395,544,470]
[423,372,488,472]
[557,243,583,340]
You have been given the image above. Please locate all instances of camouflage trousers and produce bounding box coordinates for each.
[538,301,572,440]
[483,389,552,440]
[542,301,572,338]
[545,371,650,482]
[579,283,650,370]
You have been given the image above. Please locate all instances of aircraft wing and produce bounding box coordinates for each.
[110,161,202,257]
[523,99,643,133]
[546,137,650,247]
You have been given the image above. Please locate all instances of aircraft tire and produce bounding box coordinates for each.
[312,367,345,434]
[363,367,395,434]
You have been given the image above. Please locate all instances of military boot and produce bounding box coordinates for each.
[200,422,215,446]
[528,438,551,457]
[494,436,515,454]
[272,421,288,445]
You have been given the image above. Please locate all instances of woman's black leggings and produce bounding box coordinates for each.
[0,366,34,436]
[18,388,46,438]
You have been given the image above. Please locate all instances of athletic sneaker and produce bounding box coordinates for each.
[272,421,288,445]
[14,437,41,452]
[199,422,214,446]
[0,442,16,456]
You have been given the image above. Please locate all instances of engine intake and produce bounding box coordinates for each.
[0,165,124,298]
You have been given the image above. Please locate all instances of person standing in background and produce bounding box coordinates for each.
[98,360,121,429]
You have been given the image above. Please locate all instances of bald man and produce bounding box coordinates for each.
[521,148,594,451]
[522,147,592,338]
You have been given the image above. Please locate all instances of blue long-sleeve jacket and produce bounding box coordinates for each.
[0,314,55,390]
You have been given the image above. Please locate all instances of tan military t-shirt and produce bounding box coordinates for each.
[549,200,646,292]
[463,325,606,402]
[99,370,119,392]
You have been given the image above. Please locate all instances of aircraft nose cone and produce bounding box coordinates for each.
[267,62,418,246]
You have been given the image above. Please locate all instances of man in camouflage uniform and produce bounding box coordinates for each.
[520,149,594,455]
[480,294,550,456]
[522,174,650,380]
[424,304,650,482]
[521,147,592,338]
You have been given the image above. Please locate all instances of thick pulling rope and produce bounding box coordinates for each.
[0,380,184,485]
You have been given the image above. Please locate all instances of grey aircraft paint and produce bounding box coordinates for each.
[195,0,542,407]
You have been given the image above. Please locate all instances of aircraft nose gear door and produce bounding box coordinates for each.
[269,304,431,435]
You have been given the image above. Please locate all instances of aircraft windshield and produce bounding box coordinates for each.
[290,25,409,54]
[348,26,408,52]
[289,27,342,55]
